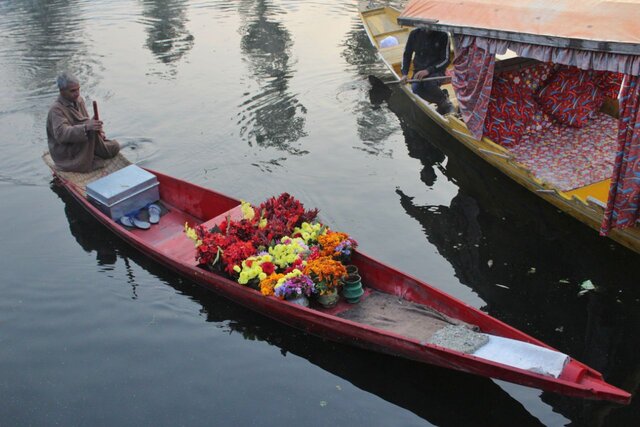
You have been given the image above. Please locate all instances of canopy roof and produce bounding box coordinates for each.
[398,0,640,55]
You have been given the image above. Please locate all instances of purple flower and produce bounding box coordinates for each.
[275,275,315,298]
[335,238,357,256]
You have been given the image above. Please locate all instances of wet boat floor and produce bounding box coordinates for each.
[336,290,461,343]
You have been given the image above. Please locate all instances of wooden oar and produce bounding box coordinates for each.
[385,76,451,85]
[368,74,450,90]
[92,100,99,120]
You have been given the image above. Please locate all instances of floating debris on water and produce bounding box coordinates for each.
[487,259,493,267]
[578,280,597,296]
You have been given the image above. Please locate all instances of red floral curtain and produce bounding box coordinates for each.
[451,36,495,140]
[600,76,640,234]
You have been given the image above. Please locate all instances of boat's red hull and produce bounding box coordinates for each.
[50,167,631,404]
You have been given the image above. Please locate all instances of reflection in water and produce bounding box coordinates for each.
[382,90,640,424]
[140,0,194,67]
[340,18,398,156]
[236,0,307,155]
[0,0,91,107]
[50,179,544,427]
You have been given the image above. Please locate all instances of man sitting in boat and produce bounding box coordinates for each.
[46,72,120,172]
[400,28,454,115]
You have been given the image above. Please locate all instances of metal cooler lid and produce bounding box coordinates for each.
[86,165,158,207]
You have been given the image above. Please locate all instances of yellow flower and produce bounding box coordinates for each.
[184,222,202,247]
[241,200,255,220]
[239,271,249,284]
[294,222,326,243]
[258,217,268,229]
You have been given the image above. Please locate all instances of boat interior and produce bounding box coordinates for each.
[45,150,573,379]
[361,6,619,211]
[44,152,469,339]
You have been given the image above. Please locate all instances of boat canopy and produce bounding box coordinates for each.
[399,0,640,235]
[398,0,640,55]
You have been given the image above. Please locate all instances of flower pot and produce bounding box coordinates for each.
[342,274,364,304]
[345,265,358,276]
[337,253,352,264]
[316,289,339,308]
[286,294,309,307]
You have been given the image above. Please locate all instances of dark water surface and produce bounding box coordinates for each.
[1,1,639,425]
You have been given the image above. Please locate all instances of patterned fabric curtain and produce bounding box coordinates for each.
[600,76,640,235]
[451,36,495,140]
[456,35,640,75]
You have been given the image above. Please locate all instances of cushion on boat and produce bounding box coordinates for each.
[595,70,624,99]
[536,66,604,128]
[511,112,618,191]
[498,61,557,92]
[484,76,537,146]
[472,335,569,378]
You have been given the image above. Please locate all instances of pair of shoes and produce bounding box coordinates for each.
[119,215,150,230]
[148,203,161,224]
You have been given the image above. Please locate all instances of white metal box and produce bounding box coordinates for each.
[86,165,159,220]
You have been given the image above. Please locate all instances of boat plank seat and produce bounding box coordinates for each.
[153,204,244,264]
[379,45,405,65]
[373,29,409,46]
[154,226,202,264]
[199,204,244,230]
[363,9,401,37]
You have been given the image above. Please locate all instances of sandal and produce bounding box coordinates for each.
[119,215,150,230]
[148,203,161,224]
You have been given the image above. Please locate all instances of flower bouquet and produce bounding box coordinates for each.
[274,273,315,301]
[268,236,309,270]
[232,253,277,289]
[185,192,359,309]
[304,256,347,308]
[293,221,326,245]
[318,231,358,264]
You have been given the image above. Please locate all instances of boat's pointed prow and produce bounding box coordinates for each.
[580,372,632,405]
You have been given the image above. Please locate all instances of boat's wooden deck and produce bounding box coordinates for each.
[42,151,132,196]
[565,179,610,207]
[43,152,244,265]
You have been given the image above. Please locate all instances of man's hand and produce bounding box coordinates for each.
[85,119,103,132]
[414,69,430,80]
[399,75,408,84]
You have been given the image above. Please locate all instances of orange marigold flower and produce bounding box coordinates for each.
[260,273,284,296]
[317,231,349,257]
[303,256,346,288]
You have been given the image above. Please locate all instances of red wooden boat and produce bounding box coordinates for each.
[44,153,631,404]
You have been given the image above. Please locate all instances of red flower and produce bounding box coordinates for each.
[261,261,276,275]
[222,241,256,275]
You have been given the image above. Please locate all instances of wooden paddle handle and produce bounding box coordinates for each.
[92,100,99,120]
[387,76,451,85]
